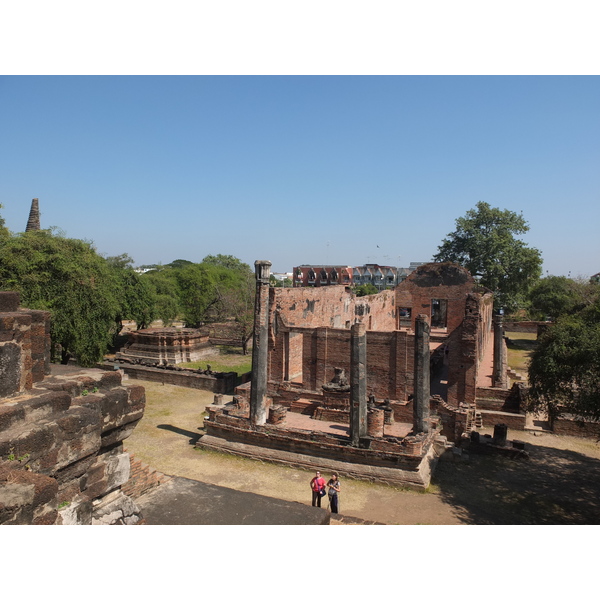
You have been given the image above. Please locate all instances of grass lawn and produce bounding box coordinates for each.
[505,331,538,381]
[185,346,252,376]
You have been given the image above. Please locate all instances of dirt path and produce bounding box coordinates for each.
[123,379,600,525]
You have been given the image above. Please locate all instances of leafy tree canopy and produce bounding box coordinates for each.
[0,203,9,239]
[142,268,180,325]
[0,230,119,366]
[528,275,594,321]
[166,259,194,269]
[175,262,243,327]
[106,254,156,331]
[355,283,379,297]
[528,294,600,422]
[201,254,251,273]
[433,201,542,313]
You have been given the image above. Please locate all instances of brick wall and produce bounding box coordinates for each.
[0,292,147,525]
[478,410,526,430]
[265,263,493,410]
[270,285,396,331]
[99,362,238,394]
[503,321,544,334]
[121,453,171,499]
[552,417,600,438]
[476,382,525,413]
[203,414,432,471]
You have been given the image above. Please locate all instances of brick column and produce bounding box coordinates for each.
[250,260,272,426]
[493,314,507,389]
[413,314,430,434]
[315,327,328,390]
[350,322,367,445]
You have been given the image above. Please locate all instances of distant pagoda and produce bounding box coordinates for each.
[25,198,41,231]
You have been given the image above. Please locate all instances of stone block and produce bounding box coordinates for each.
[0,464,58,525]
[99,371,122,390]
[100,421,140,447]
[0,292,20,312]
[59,499,93,525]
[91,489,141,525]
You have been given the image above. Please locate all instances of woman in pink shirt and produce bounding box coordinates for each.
[310,471,326,507]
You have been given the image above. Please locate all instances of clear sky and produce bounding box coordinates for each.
[1,75,599,277]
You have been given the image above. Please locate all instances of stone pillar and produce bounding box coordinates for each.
[25,198,41,232]
[493,314,507,389]
[367,407,384,438]
[493,423,508,446]
[413,314,430,434]
[349,322,367,445]
[250,260,272,426]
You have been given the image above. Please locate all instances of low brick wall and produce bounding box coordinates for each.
[503,321,547,335]
[203,414,432,471]
[99,362,238,394]
[552,417,600,438]
[476,385,524,413]
[479,409,526,430]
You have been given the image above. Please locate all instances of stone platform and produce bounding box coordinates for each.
[135,476,330,525]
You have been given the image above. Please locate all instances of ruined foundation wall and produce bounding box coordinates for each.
[552,417,600,438]
[100,362,238,394]
[200,413,442,488]
[0,292,147,525]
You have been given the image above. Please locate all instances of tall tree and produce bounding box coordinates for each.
[528,275,592,321]
[106,254,156,331]
[142,268,180,326]
[0,229,119,366]
[175,263,240,327]
[216,270,255,354]
[433,202,542,312]
[528,296,600,423]
[0,203,9,239]
[201,254,251,273]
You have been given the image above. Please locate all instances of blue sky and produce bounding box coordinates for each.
[1,75,599,278]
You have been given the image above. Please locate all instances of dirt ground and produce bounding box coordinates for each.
[123,379,600,525]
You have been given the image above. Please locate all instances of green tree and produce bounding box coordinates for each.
[106,254,156,331]
[0,203,9,239]
[0,230,119,366]
[201,254,251,273]
[433,202,542,312]
[142,268,180,326]
[216,270,255,354]
[528,276,585,320]
[175,263,241,327]
[355,283,379,297]
[166,259,194,269]
[528,300,600,423]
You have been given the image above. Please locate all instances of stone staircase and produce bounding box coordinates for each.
[290,399,318,416]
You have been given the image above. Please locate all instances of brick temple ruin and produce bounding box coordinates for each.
[198,260,521,488]
[116,327,213,365]
[0,291,146,524]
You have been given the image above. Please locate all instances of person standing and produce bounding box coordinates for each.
[310,471,326,507]
[327,473,341,514]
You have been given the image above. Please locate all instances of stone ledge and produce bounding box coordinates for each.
[197,434,439,490]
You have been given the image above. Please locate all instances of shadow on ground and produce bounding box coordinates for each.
[157,424,202,445]
[432,441,600,524]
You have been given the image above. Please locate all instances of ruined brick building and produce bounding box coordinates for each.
[0,291,146,524]
[199,261,513,488]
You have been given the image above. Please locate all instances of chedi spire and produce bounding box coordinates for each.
[25,198,41,231]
